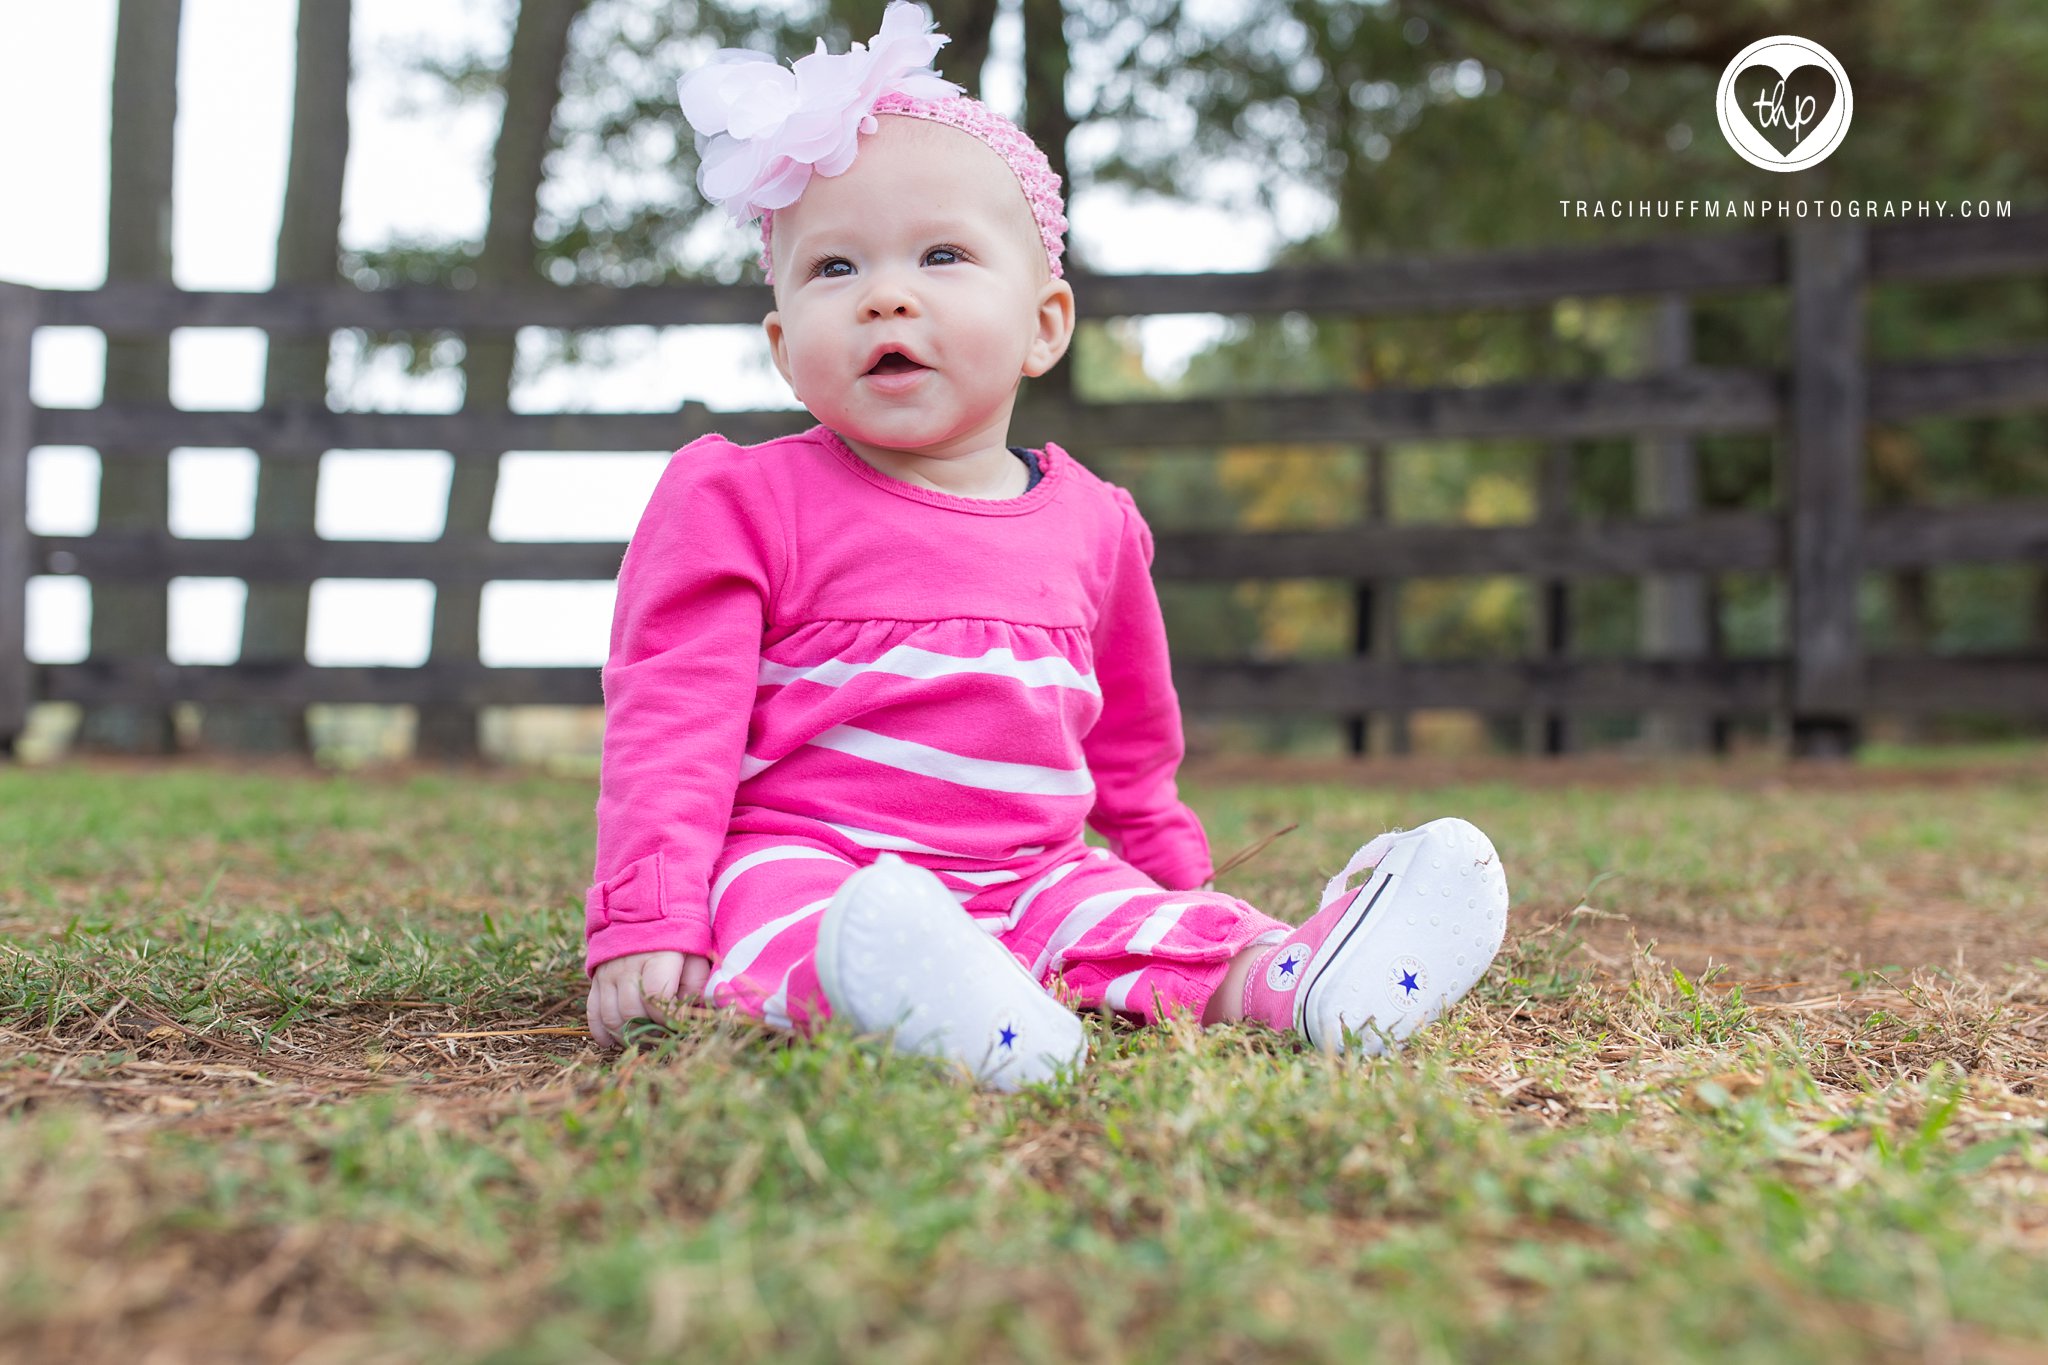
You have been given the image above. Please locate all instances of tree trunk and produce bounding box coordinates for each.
[1017,0,1073,193]
[929,0,1000,100]
[416,0,589,761]
[202,0,353,756]
[78,0,183,755]
[1017,0,1074,402]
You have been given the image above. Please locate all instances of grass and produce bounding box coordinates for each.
[3,757,2047,1363]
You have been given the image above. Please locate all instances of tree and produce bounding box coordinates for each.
[78,0,184,756]
[333,0,2046,755]
[1019,0,1075,404]
[416,0,593,761]
[202,0,354,756]
[1068,0,2047,255]
[929,0,1001,100]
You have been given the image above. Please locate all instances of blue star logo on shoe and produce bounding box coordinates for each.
[997,1024,1017,1050]
[1266,943,1312,992]
[1387,956,1428,1010]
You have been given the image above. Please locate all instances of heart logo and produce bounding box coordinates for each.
[1716,36,1853,172]
[1731,62,1838,156]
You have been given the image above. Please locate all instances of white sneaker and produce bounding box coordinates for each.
[1240,817,1510,1054]
[814,852,1088,1091]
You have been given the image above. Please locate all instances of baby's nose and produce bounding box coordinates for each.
[860,275,919,318]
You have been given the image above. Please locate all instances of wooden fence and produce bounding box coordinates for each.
[3,208,2047,760]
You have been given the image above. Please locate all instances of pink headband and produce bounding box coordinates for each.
[677,1,1068,286]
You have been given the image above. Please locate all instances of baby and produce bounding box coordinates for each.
[583,2,1509,1087]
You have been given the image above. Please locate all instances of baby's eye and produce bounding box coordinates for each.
[925,244,965,265]
[810,256,852,279]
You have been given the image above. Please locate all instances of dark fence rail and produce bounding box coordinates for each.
[4,208,2048,758]
[34,501,2048,585]
[29,653,2045,717]
[25,348,2047,452]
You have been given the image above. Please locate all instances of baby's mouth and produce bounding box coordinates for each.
[866,351,929,375]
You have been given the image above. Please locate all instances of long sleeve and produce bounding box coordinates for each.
[585,438,784,977]
[1081,487,1214,891]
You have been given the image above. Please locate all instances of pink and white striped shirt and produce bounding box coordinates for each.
[584,423,1214,976]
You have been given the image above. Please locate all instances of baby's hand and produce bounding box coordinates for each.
[587,950,711,1049]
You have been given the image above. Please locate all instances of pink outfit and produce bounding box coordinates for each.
[585,424,1288,1024]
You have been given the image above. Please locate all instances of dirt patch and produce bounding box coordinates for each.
[1559,890,2048,985]
[1181,750,2048,986]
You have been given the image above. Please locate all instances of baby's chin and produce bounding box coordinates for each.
[828,407,998,455]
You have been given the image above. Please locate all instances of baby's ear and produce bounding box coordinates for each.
[763,310,798,393]
[1024,278,1077,378]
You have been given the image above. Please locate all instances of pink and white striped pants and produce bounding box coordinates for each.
[703,831,1292,1031]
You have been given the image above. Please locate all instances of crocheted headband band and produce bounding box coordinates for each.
[677,1,1068,287]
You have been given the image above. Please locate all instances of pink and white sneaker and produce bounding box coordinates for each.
[1240,818,1509,1054]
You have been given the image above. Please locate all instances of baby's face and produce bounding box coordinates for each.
[763,116,1073,464]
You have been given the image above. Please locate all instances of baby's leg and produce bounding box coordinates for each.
[998,848,1291,1025]
[702,834,860,1032]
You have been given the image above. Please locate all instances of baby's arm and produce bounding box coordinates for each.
[1081,486,1215,892]
[584,438,783,1041]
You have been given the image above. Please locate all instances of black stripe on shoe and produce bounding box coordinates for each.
[1297,870,1397,1053]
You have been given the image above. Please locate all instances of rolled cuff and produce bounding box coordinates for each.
[583,849,715,977]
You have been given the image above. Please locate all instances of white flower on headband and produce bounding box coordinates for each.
[679,1,965,228]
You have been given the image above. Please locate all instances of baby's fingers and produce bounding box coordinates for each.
[612,979,654,1042]
[587,977,621,1049]
[617,979,685,1044]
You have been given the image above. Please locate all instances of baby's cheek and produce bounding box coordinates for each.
[782,353,820,401]
[793,348,841,398]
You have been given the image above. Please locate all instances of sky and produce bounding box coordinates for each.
[1,0,1306,671]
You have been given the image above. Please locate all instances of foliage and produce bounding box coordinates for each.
[320,0,2048,729]
[1081,0,2048,254]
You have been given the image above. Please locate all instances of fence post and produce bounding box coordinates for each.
[1526,441,1573,755]
[1348,443,1376,756]
[1348,443,1408,755]
[0,283,36,759]
[1346,587,1372,757]
[1788,220,1868,757]
[1637,293,1711,751]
